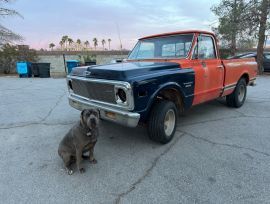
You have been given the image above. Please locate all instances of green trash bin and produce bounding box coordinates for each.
[32,63,50,78]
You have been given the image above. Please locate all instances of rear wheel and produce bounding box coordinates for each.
[148,100,178,144]
[226,78,247,108]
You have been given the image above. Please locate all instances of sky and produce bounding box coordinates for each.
[2,0,220,50]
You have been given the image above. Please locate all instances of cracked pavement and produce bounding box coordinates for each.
[1,76,270,204]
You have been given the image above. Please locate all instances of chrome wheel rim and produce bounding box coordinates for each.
[164,109,176,137]
[238,85,245,102]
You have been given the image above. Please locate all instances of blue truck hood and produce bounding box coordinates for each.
[71,62,180,81]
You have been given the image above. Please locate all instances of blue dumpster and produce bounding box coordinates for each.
[16,62,32,77]
[66,60,80,74]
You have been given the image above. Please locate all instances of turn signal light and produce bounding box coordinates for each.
[105,111,116,119]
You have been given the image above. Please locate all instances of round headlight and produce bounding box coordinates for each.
[117,89,126,102]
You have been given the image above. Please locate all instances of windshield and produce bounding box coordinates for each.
[128,34,194,60]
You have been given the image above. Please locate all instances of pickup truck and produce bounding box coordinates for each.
[67,30,257,144]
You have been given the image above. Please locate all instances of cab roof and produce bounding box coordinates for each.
[139,30,215,40]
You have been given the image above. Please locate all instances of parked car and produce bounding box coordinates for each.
[67,30,257,144]
[231,52,270,72]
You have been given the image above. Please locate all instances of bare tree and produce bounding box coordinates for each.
[0,0,23,45]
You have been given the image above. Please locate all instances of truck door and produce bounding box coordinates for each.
[192,35,224,105]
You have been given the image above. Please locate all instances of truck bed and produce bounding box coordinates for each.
[222,58,257,96]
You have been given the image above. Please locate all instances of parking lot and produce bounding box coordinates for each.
[0,76,270,204]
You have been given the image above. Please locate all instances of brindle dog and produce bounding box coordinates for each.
[58,109,99,175]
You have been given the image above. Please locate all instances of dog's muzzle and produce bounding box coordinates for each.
[87,115,99,129]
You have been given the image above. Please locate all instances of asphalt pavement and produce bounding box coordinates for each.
[0,76,270,204]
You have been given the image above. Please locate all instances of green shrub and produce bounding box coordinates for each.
[0,44,38,74]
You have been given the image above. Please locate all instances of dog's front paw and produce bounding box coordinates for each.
[79,168,85,173]
[90,158,97,164]
[67,169,73,175]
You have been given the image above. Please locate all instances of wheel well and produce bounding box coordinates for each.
[241,73,249,84]
[156,88,184,114]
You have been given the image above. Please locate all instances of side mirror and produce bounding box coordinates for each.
[193,53,198,59]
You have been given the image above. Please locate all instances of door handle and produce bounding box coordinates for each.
[201,61,206,68]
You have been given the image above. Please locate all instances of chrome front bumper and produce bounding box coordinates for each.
[68,94,140,128]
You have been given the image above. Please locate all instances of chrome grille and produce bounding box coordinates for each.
[72,79,116,104]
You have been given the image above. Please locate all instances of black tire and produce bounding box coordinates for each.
[148,100,178,144]
[226,78,247,108]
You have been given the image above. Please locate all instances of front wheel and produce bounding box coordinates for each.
[226,78,247,108]
[148,100,178,144]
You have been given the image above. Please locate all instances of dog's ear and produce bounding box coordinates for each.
[80,109,86,126]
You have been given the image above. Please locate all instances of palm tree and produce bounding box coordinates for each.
[67,38,73,51]
[108,38,112,50]
[93,38,98,50]
[49,43,55,51]
[61,35,68,50]
[101,39,106,50]
[59,40,64,50]
[76,39,81,51]
[84,40,90,50]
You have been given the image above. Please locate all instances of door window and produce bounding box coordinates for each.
[161,42,192,57]
[197,36,216,59]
